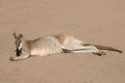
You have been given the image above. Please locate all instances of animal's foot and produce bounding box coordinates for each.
[10,57,18,61]
[93,51,106,56]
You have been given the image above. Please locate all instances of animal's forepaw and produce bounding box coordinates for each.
[10,57,18,61]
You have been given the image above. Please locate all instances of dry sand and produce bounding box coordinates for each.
[0,0,125,83]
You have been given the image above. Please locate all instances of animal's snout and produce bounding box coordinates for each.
[15,48,22,56]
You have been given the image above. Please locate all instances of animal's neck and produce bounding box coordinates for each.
[25,40,33,50]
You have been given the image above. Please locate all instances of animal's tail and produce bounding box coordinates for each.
[94,44,123,53]
[83,43,123,53]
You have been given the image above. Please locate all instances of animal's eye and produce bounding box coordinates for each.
[15,40,22,49]
[18,41,21,46]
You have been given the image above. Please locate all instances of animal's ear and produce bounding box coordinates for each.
[19,34,23,38]
[13,33,17,39]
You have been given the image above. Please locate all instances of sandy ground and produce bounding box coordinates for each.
[0,0,125,83]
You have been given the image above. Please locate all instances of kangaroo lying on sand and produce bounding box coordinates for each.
[10,33,123,61]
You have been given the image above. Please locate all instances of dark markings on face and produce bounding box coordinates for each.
[15,38,22,56]
[15,48,22,56]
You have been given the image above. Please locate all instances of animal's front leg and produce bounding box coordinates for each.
[10,53,30,61]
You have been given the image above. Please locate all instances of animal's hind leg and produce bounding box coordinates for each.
[71,46,106,56]
[82,44,107,55]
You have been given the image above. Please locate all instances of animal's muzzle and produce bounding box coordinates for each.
[15,48,22,56]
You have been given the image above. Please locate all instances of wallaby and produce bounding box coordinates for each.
[10,33,122,61]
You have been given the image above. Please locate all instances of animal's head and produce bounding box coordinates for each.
[10,33,28,61]
[13,33,25,57]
